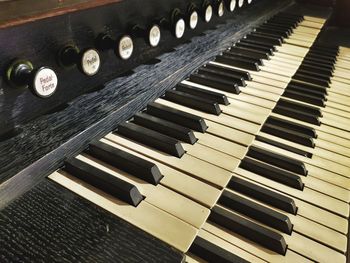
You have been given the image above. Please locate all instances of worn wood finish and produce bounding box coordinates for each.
[0,179,184,262]
[0,0,293,207]
[0,0,122,28]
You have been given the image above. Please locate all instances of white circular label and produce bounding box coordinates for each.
[230,0,237,11]
[175,19,185,39]
[149,25,161,47]
[118,35,133,60]
[189,11,198,29]
[205,5,213,22]
[238,0,244,7]
[81,49,100,76]
[218,2,224,17]
[33,68,58,98]
[248,0,252,3]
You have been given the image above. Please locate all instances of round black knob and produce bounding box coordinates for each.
[97,33,134,60]
[225,0,237,12]
[187,4,199,30]
[131,24,161,47]
[201,0,213,23]
[58,45,101,76]
[6,60,58,98]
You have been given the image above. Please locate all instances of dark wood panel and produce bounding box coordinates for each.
[0,0,293,207]
[0,179,184,262]
[0,0,122,28]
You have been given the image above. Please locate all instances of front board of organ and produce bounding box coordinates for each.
[1,0,350,262]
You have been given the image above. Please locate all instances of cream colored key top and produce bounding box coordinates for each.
[241,86,280,103]
[182,80,277,109]
[205,120,255,146]
[246,81,284,95]
[194,132,248,159]
[49,171,197,252]
[285,38,313,48]
[252,140,350,180]
[235,168,349,218]
[304,16,327,24]
[195,229,267,263]
[324,101,350,115]
[225,98,271,116]
[105,133,231,188]
[270,112,350,141]
[155,98,261,134]
[233,172,348,234]
[76,154,210,229]
[203,222,311,263]
[181,143,240,172]
[318,130,350,149]
[100,138,221,208]
[316,139,350,158]
[228,189,347,252]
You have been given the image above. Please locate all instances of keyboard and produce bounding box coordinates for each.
[36,9,350,263]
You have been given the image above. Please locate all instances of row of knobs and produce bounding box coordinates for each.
[5,0,254,98]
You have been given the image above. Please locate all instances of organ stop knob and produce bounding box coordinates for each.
[6,60,58,98]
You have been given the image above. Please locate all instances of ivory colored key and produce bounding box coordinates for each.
[235,168,349,218]
[203,222,312,263]
[75,154,210,228]
[100,138,221,208]
[224,189,347,253]
[252,139,350,181]
[105,133,232,188]
[155,98,261,135]
[49,171,197,252]
[232,173,348,234]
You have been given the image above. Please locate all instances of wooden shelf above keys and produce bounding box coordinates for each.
[0,0,122,29]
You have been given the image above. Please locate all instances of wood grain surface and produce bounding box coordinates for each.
[0,0,293,207]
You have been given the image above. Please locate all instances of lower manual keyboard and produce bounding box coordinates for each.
[48,10,350,263]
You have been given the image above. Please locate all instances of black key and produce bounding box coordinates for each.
[304,54,335,68]
[259,24,292,36]
[255,26,290,38]
[219,190,293,234]
[312,44,339,53]
[251,31,285,43]
[256,135,313,158]
[215,55,260,71]
[223,51,264,66]
[297,69,331,83]
[247,146,308,176]
[264,21,295,30]
[176,83,229,105]
[116,122,185,158]
[133,112,197,144]
[190,72,241,93]
[289,80,328,95]
[266,116,317,138]
[293,73,329,88]
[189,236,249,263]
[307,51,337,62]
[283,89,326,107]
[298,64,333,78]
[204,63,252,80]
[235,41,275,55]
[275,13,304,22]
[240,157,304,190]
[240,39,277,52]
[164,89,222,115]
[303,58,335,71]
[245,33,282,46]
[261,123,315,148]
[277,99,322,118]
[267,18,298,28]
[198,66,247,86]
[147,102,208,132]
[301,58,334,72]
[64,158,143,207]
[209,206,288,255]
[273,105,321,126]
[228,177,297,214]
[287,82,328,98]
[230,46,271,60]
[87,140,163,185]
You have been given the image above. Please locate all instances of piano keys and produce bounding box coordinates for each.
[1,0,350,262]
